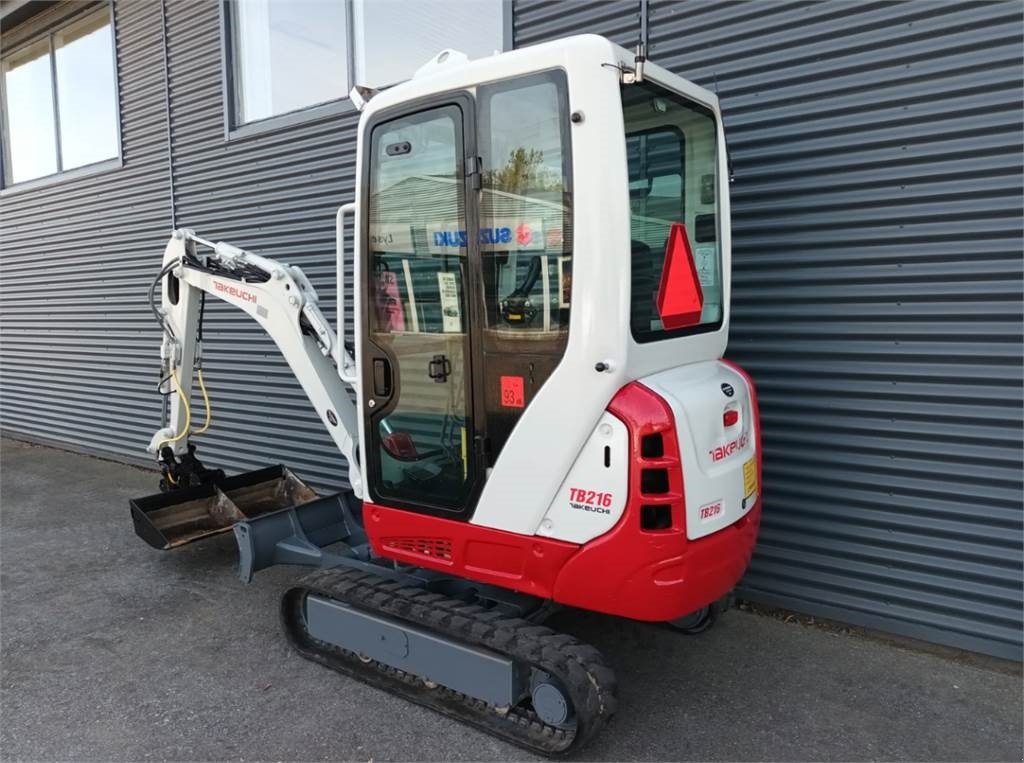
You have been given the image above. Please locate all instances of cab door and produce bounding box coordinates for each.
[361,97,483,517]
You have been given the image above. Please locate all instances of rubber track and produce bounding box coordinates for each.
[281,567,617,756]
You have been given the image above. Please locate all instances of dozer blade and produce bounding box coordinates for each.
[129,465,317,550]
[233,491,364,583]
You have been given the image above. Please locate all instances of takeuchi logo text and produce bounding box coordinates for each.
[708,432,748,463]
[214,280,257,304]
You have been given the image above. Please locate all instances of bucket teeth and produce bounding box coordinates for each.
[281,567,618,756]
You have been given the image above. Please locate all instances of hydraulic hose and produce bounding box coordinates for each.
[155,368,191,452]
[149,260,178,341]
[193,369,212,435]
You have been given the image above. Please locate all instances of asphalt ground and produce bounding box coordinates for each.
[1,437,1021,761]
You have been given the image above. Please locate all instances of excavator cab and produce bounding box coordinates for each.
[129,35,758,755]
[352,37,751,546]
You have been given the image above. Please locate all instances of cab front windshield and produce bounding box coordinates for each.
[623,82,722,342]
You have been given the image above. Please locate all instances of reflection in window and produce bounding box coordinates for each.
[623,82,722,341]
[368,110,467,334]
[352,0,504,88]
[479,72,572,340]
[55,11,119,171]
[1,40,57,184]
[366,107,474,510]
[225,0,505,128]
[1,8,118,186]
[476,70,573,465]
[231,0,348,124]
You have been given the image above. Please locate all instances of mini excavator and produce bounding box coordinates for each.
[130,35,761,755]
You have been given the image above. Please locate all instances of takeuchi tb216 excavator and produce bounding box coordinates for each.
[130,35,761,755]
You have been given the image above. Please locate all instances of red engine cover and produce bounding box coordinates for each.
[552,380,760,621]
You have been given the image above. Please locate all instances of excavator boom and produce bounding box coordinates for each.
[148,228,363,497]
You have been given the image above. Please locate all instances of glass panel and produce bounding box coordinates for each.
[54,9,118,171]
[353,0,503,88]
[232,0,347,124]
[479,73,571,340]
[2,39,57,184]
[367,106,472,509]
[623,82,722,341]
[477,71,572,461]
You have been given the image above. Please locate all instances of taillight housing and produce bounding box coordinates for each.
[607,382,684,534]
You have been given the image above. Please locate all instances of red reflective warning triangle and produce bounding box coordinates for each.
[656,222,704,330]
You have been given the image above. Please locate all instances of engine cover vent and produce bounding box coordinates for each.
[380,537,454,561]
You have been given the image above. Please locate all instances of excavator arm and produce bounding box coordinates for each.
[147,226,363,498]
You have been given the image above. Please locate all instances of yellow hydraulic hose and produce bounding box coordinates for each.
[193,368,212,435]
[156,368,191,452]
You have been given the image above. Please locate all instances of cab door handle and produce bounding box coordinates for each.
[428,354,451,383]
[373,358,392,397]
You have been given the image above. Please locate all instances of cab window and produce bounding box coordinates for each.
[478,70,572,340]
[476,70,572,460]
[623,83,722,342]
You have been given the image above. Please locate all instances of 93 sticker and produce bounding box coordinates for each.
[500,375,525,408]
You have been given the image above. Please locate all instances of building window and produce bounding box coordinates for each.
[230,0,349,124]
[352,0,505,89]
[1,7,119,187]
[226,0,506,129]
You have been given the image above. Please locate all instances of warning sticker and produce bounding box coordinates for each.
[743,457,757,498]
[695,247,718,288]
[500,376,525,408]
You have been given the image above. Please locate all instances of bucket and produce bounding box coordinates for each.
[130,465,317,550]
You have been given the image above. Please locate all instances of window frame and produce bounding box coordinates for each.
[219,0,513,142]
[0,1,123,195]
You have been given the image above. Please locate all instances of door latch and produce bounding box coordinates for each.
[428,354,451,383]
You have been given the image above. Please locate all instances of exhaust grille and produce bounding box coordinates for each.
[381,537,454,560]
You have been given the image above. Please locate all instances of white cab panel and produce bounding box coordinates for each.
[535,412,629,544]
[641,361,757,540]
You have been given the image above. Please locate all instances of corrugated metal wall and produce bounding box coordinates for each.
[1,0,1020,659]
[162,0,357,489]
[0,0,172,464]
[522,0,1024,659]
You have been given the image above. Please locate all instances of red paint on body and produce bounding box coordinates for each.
[365,372,762,623]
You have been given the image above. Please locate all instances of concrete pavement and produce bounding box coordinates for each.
[1,437,1020,761]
